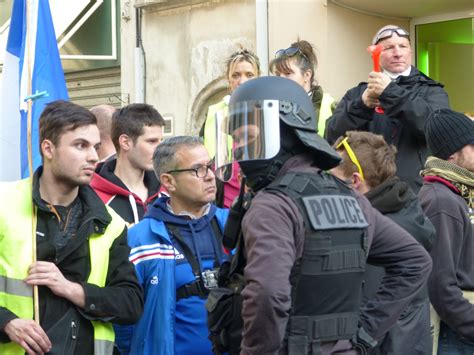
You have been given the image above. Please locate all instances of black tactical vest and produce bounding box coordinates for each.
[265,171,369,354]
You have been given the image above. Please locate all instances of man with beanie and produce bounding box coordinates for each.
[326,25,450,193]
[419,108,474,353]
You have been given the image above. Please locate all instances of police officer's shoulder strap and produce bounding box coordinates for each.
[265,171,342,198]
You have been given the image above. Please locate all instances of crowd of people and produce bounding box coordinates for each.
[0,24,472,355]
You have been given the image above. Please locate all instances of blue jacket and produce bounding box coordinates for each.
[115,197,228,355]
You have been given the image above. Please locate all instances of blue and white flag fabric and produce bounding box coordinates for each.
[0,0,68,181]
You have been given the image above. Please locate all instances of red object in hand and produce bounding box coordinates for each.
[367,44,384,114]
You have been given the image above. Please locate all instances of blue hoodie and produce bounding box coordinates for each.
[116,197,228,355]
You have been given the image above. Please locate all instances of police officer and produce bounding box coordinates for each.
[214,76,432,354]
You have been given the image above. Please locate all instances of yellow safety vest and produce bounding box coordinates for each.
[0,178,125,355]
[318,92,335,138]
[203,96,230,158]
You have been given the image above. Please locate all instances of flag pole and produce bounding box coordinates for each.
[25,0,40,325]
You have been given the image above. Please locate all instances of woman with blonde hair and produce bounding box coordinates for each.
[201,48,261,207]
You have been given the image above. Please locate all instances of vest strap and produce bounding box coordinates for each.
[288,312,359,342]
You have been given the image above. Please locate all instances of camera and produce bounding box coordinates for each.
[202,268,219,289]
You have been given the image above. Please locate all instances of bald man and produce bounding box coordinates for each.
[90,104,117,161]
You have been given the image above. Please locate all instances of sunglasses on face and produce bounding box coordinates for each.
[275,46,309,61]
[336,137,365,181]
[373,27,410,45]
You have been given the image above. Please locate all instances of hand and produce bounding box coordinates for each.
[4,318,51,354]
[25,261,85,308]
[362,89,381,109]
[366,71,391,97]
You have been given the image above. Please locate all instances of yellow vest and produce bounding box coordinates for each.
[318,92,335,138]
[203,96,230,158]
[0,178,125,354]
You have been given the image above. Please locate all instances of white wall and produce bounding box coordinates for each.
[121,0,256,135]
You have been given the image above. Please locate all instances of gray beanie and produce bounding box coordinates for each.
[425,109,474,159]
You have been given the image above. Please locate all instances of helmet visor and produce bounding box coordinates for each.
[215,100,280,182]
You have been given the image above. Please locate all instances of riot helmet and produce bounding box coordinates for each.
[214,76,340,191]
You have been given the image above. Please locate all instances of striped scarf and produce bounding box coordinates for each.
[421,156,474,211]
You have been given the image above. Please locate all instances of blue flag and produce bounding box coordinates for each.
[0,0,68,181]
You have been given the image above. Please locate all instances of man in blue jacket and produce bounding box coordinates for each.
[116,136,228,354]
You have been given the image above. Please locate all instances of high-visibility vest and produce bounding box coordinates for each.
[203,95,230,158]
[318,92,335,138]
[0,178,125,355]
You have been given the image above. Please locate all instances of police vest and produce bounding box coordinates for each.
[265,171,369,354]
[0,178,124,355]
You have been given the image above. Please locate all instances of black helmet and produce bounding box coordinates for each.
[228,76,341,170]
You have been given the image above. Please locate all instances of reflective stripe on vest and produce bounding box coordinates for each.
[318,93,335,138]
[0,178,125,355]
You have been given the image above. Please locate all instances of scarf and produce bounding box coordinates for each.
[421,156,474,210]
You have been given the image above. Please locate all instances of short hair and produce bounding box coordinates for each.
[270,40,318,85]
[152,136,203,182]
[226,48,261,81]
[90,104,117,139]
[111,103,165,152]
[39,100,97,156]
[333,131,397,189]
[372,24,410,45]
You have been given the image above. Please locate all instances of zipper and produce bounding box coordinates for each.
[71,320,78,340]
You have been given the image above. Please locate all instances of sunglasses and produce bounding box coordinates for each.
[275,46,309,61]
[373,27,410,45]
[336,137,365,181]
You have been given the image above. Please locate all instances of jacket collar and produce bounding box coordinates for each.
[33,167,112,232]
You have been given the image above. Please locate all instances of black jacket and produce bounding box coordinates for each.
[363,177,436,354]
[326,67,450,193]
[0,168,144,354]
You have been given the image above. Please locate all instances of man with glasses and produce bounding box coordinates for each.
[115,136,228,355]
[331,131,435,355]
[326,24,450,193]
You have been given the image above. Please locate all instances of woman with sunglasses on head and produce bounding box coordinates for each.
[270,40,335,137]
[201,48,261,208]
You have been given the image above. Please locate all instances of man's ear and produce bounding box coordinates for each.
[351,172,364,189]
[118,134,132,152]
[41,139,55,160]
[160,173,176,193]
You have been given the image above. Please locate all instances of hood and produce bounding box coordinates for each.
[366,176,435,251]
[365,176,413,214]
[91,158,160,203]
[145,196,217,232]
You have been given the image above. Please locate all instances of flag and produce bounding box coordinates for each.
[0,0,68,181]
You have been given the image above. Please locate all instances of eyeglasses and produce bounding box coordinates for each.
[275,46,309,61]
[336,137,365,181]
[166,162,214,178]
[373,27,410,45]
